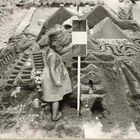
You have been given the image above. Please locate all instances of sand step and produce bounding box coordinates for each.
[21,79,32,83]
[22,54,29,59]
[4,84,13,91]
[14,66,22,70]
[9,75,17,79]
[24,67,32,71]
[17,61,24,66]
[22,71,31,74]
[21,58,27,62]
[21,74,31,79]
[34,59,43,63]
[12,70,20,75]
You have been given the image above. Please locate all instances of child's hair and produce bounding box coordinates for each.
[46,24,71,49]
[130,0,136,4]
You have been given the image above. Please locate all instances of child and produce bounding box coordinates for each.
[41,25,73,121]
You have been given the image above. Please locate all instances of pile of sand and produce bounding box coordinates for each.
[91,17,128,39]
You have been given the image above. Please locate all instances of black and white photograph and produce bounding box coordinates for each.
[0,0,140,139]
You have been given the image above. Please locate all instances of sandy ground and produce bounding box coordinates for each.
[25,7,58,36]
[133,1,140,24]
[0,2,140,50]
[0,7,28,49]
[0,4,140,139]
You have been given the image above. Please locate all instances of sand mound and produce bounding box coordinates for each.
[81,4,139,31]
[37,7,75,41]
[91,17,128,39]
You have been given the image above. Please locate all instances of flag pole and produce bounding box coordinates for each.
[77,0,80,12]
[77,55,81,115]
[76,0,81,116]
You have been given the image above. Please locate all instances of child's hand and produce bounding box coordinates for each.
[55,82,62,87]
[60,43,75,55]
[69,43,74,49]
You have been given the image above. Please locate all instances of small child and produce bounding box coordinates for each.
[41,25,73,121]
